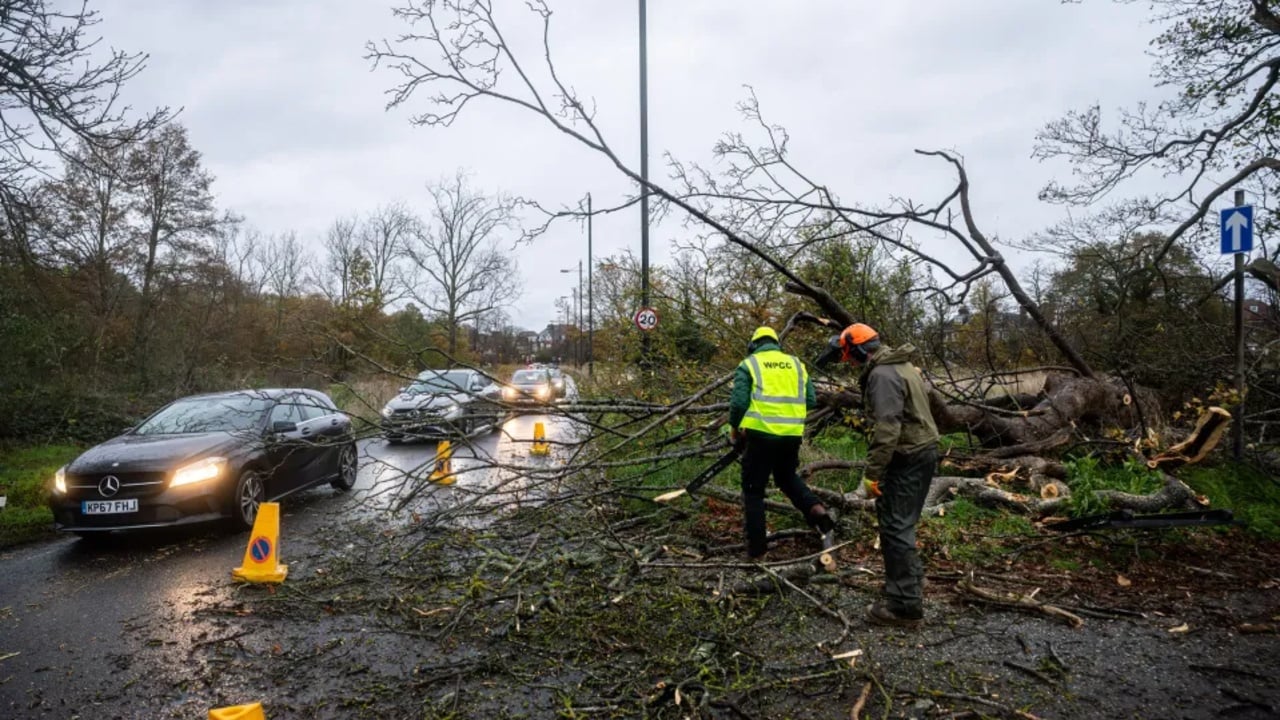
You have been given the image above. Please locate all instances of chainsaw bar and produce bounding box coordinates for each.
[1045,509,1235,532]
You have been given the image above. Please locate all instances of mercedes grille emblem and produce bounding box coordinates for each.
[98,475,120,498]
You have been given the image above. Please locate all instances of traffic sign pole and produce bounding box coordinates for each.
[1233,189,1245,461]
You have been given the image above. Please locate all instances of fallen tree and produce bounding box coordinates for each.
[362,0,1250,525]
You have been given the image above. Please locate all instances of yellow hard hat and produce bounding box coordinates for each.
[750,326,778,343]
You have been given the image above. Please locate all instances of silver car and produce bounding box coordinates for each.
[380,369,502,442]
[503,368,555,405]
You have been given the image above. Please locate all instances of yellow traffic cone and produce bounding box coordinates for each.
[209,702,265,719]
[232,502,287,583]
[429,440,455,485]
[530,421,550,456]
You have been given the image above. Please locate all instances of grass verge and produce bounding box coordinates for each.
[0,444,80,548]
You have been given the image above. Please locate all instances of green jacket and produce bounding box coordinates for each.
[859,343,939,479]
[729,340,816,429]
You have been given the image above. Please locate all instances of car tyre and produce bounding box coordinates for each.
[231,469,265,530]
[384,433,401,445]
[331,442,357,491]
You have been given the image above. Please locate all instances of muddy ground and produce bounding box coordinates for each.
[16,478,1280,720]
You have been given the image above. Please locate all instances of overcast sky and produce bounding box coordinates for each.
[98,0,1164,331]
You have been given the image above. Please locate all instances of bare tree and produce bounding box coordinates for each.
[260,231,308,334]
[359,202,416,309]
[320,215,360,304]
[127,123,219,387]
[1036,0,1280,267]
[40,141,133,372]
[405,172,521,356]
[0,0,169,222]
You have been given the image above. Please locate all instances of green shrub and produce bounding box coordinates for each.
[1063,454,1163,516]
[0,385,150,444]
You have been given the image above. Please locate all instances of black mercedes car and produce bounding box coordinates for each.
[48,389,356,536]
[380,368,503,442]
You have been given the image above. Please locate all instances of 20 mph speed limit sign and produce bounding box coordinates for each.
[633,306,659,332]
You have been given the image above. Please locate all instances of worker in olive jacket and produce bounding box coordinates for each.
[729,326,835,560]
[829,322,939,626]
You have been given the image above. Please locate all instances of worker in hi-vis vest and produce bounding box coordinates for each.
[728,326,835,560]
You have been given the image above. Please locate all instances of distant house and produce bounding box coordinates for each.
[537,323,576,351]
[1243,299,1278,327]
[516,330,539,356]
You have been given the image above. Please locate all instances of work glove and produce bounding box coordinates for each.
[863,476,882,498]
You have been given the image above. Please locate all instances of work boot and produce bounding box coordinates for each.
[866,601,923,627]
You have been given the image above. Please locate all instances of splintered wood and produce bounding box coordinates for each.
[1148,406,1232,470]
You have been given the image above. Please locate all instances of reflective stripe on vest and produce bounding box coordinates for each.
[738,350,807,436]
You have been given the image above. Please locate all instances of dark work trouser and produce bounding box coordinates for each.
[741,430,822,557]
[876,445,938,616]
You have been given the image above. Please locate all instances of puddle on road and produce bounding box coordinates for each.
[347,412,589,530]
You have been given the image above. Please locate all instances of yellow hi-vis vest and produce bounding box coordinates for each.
[738,349,808,436]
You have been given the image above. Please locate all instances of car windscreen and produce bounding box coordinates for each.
[133,395,271,435]
[511,370,546,384]
[408,371,472,393]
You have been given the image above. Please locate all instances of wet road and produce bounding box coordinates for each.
[0,407,579,718]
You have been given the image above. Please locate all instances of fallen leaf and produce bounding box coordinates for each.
[1116,574,1132,587]
[937,506,946,517]
[271,643,283,654]
[1168,623,1190,633]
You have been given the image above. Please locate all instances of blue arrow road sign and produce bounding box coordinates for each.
[1220,205,1253,255]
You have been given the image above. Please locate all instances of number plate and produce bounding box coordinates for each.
[82,499,138,514]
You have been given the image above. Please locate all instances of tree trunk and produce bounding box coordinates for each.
[133,225,160,389]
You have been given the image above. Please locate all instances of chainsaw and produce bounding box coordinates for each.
[653,437,745,503]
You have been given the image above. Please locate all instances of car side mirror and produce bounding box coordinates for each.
[271,420,298,434]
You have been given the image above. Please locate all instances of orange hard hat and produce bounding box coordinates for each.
[839,323,880,364]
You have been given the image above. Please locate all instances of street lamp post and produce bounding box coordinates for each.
[587,192,593,377]
[561,260,584,367]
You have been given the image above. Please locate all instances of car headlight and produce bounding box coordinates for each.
[503,388,516,399]
[441,403,461,418]
[536,386,550,399]
[170,456,227,488]
[381,406,393,418]
[54,466,66,494]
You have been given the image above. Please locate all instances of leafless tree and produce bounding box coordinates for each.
[1036,0,1280,268]
[404,171,521,355]
[260,230,308,333]
[320,215,360,304]
[359,202,417,309]
[0,0,169,223]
